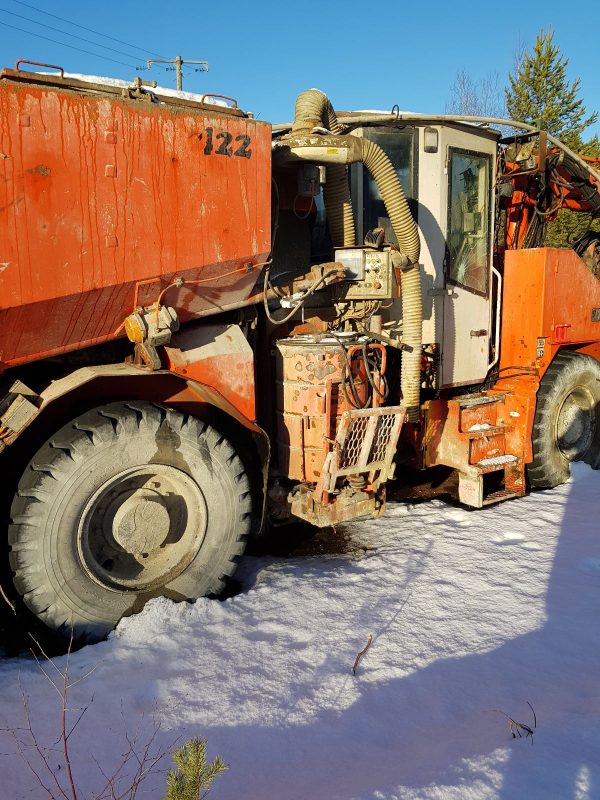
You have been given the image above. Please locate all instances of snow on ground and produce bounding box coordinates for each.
[1,464,599,799]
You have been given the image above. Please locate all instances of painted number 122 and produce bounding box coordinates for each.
[201,127,252,158]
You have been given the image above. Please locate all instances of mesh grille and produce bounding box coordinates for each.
[369,414,397,463]
[339,416,369,469]
[338,411,399,470]
[320,405,406,495]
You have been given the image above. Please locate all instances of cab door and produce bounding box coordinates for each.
[441,138,495,387]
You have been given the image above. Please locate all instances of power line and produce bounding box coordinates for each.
[0,7,158,64]
[0,19,139,69]
[9,0,167,60]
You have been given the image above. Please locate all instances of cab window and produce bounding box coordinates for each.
[447,148,491,295]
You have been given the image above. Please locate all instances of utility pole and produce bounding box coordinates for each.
[139,57,209,92]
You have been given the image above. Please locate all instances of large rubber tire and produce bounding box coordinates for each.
[8,402,251,642]
[527,352,600,489]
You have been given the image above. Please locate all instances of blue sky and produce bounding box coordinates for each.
[1,0,598,138]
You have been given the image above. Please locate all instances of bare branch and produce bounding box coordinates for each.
[68,666,98,688]
[5,640,168,800]
[65,706,89,743]
[352,633,373,675]
[28,634,64,679]
[0,582,16,613]
[489,704,536,744]
[13,735,56,800]
[17,675,71,800]
[527,701,537,729]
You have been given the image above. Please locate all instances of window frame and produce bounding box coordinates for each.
[445,146,493,299]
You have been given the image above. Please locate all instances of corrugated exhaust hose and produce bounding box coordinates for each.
[359,138,420,264]
[291,88,344,135]
[281,93,423,416]
[292,90,355,248]
[359,136,422,416]
[323,165,355,248]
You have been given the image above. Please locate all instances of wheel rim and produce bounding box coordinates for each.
[556,385,596,460]
[78,465,207,591]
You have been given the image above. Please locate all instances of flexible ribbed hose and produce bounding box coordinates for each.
[292,89,344,135]
[359,138,420,263]
[323,164,355,247]
[292,90,355,247]
[396,266,422,413]
[359,138,422,412]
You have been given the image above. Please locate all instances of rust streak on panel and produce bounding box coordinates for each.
[0,73,271,372]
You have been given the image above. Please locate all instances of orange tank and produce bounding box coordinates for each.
[0,68,271,372]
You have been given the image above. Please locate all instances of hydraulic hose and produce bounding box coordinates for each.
[292,89,355,248]
[278,114,423,416]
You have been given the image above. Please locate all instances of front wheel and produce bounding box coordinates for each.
[527,352,600,489]
[9,402,251,642]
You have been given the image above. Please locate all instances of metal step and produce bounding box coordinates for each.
[464,422,513,439]
[482,489,519,506]
[458,393,506,409]
[475,453,519,466]
[470,453,520,474]
[0,380,40,449]
[459,457,522,507]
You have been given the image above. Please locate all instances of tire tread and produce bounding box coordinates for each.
[9,401,253,642]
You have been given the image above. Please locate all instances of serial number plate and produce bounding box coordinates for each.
[592,308,600,322]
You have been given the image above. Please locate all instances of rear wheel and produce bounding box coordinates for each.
[8,402,251,642]
[527,352,600,488]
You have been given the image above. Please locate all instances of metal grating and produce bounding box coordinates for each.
[321,405,407,494]
[338,413,399,469]
[369,414,397,464]
[339,415,370,469]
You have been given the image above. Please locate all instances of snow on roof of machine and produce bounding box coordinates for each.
[57,72,229,107]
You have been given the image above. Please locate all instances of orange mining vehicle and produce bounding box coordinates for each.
[1,64,599,642]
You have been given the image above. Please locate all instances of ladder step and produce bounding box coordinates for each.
[475,454,518,467]
[482,489,518,506]
[458,393,506,409]
[465,423,512,439]
[470,454,520,474]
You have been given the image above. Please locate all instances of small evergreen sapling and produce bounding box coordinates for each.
[164,737,228,800]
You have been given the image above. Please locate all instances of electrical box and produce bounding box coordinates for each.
[334,247,396,299]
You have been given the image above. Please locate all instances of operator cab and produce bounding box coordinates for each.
[342,119,499,389]
[272,116,500,390]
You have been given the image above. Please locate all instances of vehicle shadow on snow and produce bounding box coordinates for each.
[197,465,599,800]
[493,464,600,799]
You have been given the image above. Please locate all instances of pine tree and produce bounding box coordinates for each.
[164,737,228,800]
[505,28,600,246]
[505,28,597,150]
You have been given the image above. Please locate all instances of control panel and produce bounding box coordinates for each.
[333,247,396,300]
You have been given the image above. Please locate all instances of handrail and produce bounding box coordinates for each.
[15,59,64,78]
[488,266,502,373]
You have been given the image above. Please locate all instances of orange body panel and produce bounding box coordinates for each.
[164,322,256,422]
[499,248,600,374]
[0,73,271,371]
